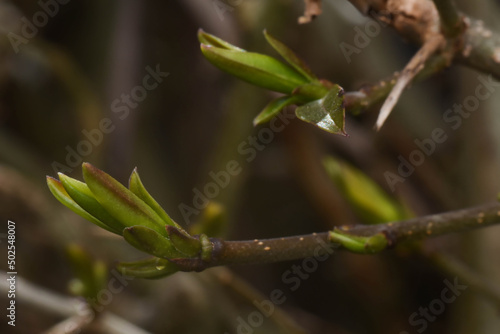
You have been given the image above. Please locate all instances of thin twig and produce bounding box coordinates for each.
[176,202,500,269]
[374,35,445,130]
[209,267,308,334]
[429,252,500,310]
[0,272,151,334]
[43,314,93,334]
[343,54,450,115]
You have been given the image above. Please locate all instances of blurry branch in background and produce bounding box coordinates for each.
[209,267,309,334]
[429,252,500,311]
[0,271,151,334]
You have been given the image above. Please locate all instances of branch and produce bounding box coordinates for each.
[341,0,500,118]
[209,268,309,333]
[347,0,500,80]
[432,0,465,37]
[49,166,500,277]
[168,202,500,270]
[343,52,450,115]
[457,20,500,79]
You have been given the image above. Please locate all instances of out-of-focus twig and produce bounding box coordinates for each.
[0,271,151,334]
[429,252,500,310]
[209,267,309,334]
[43,314,93,334]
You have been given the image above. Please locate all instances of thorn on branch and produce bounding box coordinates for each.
[374,35,446,130]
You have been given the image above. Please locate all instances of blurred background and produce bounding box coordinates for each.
[1,0,500,333]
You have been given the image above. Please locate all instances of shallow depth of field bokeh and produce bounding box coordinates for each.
[1,1,500,333]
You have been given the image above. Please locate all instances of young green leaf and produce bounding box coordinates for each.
[253,95,300,125]
[329,229,388,254]
[292,82,330,100]
[129,168,181,229]
[165,226,201,258]
[117,257,179,279]
[59,173,125,234]
[264,30,317,81]
[46,176,120,234]
[295,84,346,135]
[123,226,186,259]
[197,29,245,51]
[82,163,168,236]
[200,44,308,94]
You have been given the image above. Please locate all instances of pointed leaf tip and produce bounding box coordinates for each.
[165,226,201,257]
[263,30,317,82]
[198,30,245,51]
[46,176,119,234]
[82,163,168,236]
[58,173,124,234]
[128,168,180,229]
